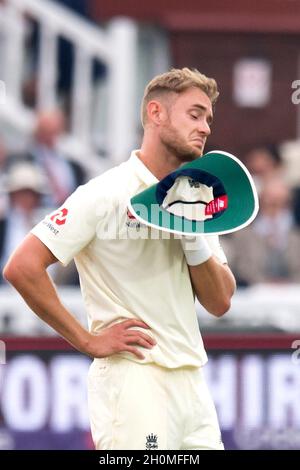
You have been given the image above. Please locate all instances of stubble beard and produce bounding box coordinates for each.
[159,122,203,162]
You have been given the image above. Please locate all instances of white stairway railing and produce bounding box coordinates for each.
[0,0,138,169]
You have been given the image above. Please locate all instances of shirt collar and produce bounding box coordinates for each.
[129,150,159,186]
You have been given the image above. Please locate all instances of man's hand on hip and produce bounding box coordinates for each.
[85,319,157,360]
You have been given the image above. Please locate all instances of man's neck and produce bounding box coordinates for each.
[138,137,183,181]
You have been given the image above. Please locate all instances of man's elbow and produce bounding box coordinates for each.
[208,297,231,317]
[3,257,22,286]
[3,252,34,287]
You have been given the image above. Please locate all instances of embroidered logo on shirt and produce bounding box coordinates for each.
[50,208,69,225]
[126,209,136,220]
[146,433,158,450]
[126,208,141,229]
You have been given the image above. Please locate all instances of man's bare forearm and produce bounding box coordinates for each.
[5,263,91,354]
[188,257,236,316]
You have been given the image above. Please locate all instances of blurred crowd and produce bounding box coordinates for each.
[222,143,300,286]
[0,108,87,285]
[0,0,106,287]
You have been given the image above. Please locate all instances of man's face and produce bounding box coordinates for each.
[159,87,213,161]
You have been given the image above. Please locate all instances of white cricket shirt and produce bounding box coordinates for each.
[31,151,227,368]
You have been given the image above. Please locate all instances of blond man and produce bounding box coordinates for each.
[4,68,236,450]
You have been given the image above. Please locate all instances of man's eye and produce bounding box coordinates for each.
[191,114,198,119]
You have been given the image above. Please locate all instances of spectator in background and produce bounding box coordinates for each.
[29,109,86,207]
[246,141,300,230]
[0,161,78,285]
[223,178,300,286]
[244,144,283,194]
[0,163,48,279]
[279,140,300,228]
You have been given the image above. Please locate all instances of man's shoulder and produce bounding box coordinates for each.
[82,159,134,199]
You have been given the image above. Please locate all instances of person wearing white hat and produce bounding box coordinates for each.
[5,162,49,195]
[3,68,237,450]
[0,163,48,277]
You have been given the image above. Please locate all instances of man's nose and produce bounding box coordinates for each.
[198,119,211,136]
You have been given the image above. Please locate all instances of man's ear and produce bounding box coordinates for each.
[147,100,167,125]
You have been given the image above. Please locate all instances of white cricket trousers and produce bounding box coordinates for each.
[87,356,224,450]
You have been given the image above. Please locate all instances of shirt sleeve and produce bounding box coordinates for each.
[31,184,98,266]
[205,234,228,264]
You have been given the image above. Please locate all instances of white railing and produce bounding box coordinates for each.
[0,0,138,169]
[1,284,300,335]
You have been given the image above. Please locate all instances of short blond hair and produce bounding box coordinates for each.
[141,67,219,127]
